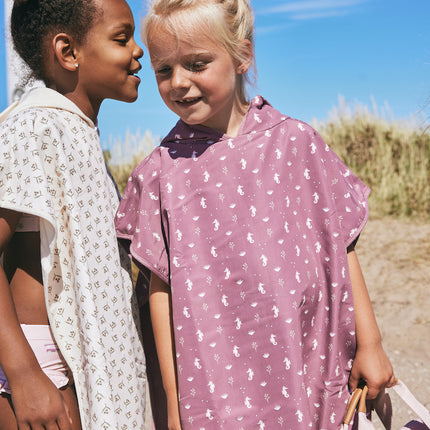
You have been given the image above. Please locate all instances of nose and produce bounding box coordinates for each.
[171,66,190,90]
[133,39,144,60]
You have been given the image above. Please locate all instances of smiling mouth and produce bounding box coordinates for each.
[127,71,141,83]
[176,97,201,104]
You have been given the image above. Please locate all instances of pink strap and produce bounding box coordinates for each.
[393,380,430,427]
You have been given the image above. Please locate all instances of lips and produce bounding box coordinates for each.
[127,70,141,84]
[176,97,201,104]
[128,74,141,85]
[128,63,142,77]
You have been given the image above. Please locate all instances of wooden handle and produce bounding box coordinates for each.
[359,385,368,413]
[343,388,363,425]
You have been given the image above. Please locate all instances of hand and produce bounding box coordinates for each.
[167,394,182,430]
[10,369,73,429]
[167,415,182,430]
[349,341,397,399]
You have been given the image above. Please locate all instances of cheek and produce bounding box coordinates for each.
[206,68,236,91]
[156,79,169,96]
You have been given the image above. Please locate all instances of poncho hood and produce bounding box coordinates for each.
[160,96,288,145]
[0,86,95,127]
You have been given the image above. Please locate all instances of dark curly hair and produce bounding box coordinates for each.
[11,0,100,82]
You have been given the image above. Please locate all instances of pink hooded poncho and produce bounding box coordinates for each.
[116,96,370,429]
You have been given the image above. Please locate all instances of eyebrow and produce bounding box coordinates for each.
[111,23,134,32]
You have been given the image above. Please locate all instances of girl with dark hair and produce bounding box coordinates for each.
[0,0,146,428]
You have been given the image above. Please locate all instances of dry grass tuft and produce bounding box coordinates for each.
[105,98,430,219]
[104,129,160,194]
[315,97,429,219]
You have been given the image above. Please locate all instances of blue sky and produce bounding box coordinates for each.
[1,0,429,151]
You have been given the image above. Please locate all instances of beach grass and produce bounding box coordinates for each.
[316,98,429,219]
[104,128,160,194]
[105,99,430,219]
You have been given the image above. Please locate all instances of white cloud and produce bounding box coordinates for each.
[256,22,295,35]
[257,0,368,17]
[291,9,349,20]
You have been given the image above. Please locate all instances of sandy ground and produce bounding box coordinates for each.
[355,218,430,429]
[144,218,430,429]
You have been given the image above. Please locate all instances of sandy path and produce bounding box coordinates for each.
[356,218,430,428]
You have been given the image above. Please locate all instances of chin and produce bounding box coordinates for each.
[122,93,139,103]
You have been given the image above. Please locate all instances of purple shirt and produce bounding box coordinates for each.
[116,96,370,429]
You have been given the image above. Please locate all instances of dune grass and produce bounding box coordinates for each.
[105,100,429,219]
[316,98,429,219]
[104,129,160,194]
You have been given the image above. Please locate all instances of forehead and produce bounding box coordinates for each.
[148,24,221,61]
[93,0,134,28]
[146,6,226,54]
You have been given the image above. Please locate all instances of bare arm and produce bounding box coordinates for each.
[347,249,396,399]
[0,208,72,429]
[0,209,41,378]
[149,272,182,430]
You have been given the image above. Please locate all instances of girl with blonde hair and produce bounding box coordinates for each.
[116,0,395,428]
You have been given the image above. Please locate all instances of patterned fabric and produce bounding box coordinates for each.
[116,96,370,429]
[0,87,146,429]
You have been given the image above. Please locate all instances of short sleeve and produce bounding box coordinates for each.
[310,127,370,247]
[115,150,170,283]
[0,110,57,227]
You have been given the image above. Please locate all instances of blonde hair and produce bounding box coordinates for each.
[142,0,256,104]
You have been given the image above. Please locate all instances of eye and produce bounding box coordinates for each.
[115,38,128,45]
[155,65,172,76]
[187,61,207,72]
[113,32,131,45]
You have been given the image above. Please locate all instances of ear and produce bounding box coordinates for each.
[236,39,253,74]
[52,33,79,72]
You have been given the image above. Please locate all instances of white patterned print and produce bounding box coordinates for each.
[117,96,370,429]
[0,88,146,429]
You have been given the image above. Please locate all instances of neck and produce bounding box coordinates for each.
[47,82,100,124]
[223,101,249,137]
[60,91,99,123]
